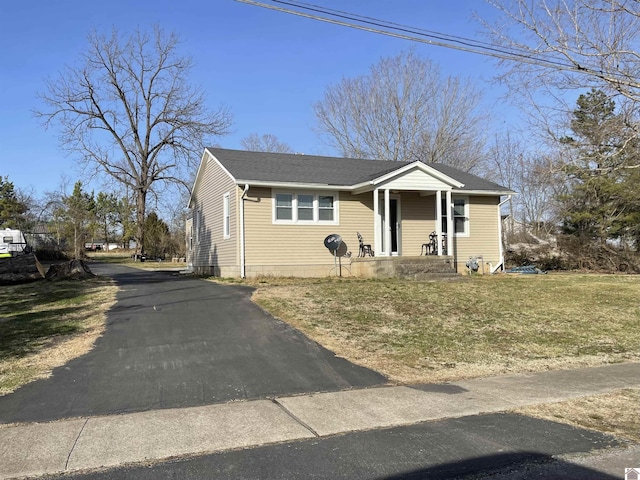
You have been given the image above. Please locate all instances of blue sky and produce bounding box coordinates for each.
[0,0,511,197]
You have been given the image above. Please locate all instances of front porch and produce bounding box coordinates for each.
[350,255,460,280]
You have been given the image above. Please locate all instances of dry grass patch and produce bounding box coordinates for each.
[0,277,118,395]
[516,389,640,443]
[249,274,640,383]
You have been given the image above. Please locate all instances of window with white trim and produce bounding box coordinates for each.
[441,197,469,235]
[273,191,338,224]
[223,192,230,239]
[318,195,334,221]
[297,194,314,221]
[275,193,293,220]
[194,208,201,244]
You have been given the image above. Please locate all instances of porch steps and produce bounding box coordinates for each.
[351,256,462,280]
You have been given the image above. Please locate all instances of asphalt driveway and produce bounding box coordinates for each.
[0,264,385,424]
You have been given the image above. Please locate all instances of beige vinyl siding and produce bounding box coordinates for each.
[191,158,238,269]
[399,192,436,256]
[453,195,501,268]
[244,189,373,267]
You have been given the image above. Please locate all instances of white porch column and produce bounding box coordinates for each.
[435,190,442,256]
[373,188,380,255]
[446,190,453,256]
[384,188,391,256]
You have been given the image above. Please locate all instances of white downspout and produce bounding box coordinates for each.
[240,184,249,278]
[493,195,512,274]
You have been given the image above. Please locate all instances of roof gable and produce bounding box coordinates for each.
[356,161,463,193]
[189,149,237,207]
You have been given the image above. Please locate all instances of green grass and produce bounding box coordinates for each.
[249,274,640,382]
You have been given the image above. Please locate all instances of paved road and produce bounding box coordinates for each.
[0,264,385,424]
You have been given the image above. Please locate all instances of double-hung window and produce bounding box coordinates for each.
[441,197,468,236]
[275,194,293,220]
[318,195,334,221]
[274,191,338,224]
[223,192,231,239]
[297,194,314,221]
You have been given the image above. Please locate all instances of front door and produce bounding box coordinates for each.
[379,196,401,255]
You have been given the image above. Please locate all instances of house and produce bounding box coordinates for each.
[187,148,515,278]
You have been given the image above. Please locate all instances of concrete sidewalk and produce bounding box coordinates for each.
[1,362,638,479]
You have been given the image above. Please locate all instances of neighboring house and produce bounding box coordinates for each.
[187,148,515,278]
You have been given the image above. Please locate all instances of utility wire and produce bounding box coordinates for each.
[235,0,639,88]
[272,0,549,62]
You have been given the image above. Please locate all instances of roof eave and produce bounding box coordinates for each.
[454,189,518,196]
[236,180,354,190]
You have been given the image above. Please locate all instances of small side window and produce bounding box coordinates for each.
[223,193,231,239]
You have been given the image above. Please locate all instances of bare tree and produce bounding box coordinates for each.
[241,133,293,153]
[480,0,640,148]
[487,132,562,239]
[36,26,232,255]
[314,50,488,171]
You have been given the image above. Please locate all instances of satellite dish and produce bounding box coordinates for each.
[324,234,342,252]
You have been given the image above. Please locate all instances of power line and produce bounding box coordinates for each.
[272,0,549,62]
[235,0,639,88]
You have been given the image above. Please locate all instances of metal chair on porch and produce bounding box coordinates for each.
[421,231,438,255]
[357,232,374,257]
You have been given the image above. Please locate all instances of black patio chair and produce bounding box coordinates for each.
[421,231,438,255]
[357,232,374,257]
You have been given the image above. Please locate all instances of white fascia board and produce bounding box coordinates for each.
[188,148,238,208]
[235,180,352,191]
[456,189,518,196]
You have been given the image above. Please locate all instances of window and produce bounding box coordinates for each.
[318,196,334,221]
[194,208,201,244]
[276,194,293,220]
[441,197,468,235]
[223,193,231,239]
[273,191,337,224]
[297,194,314,221]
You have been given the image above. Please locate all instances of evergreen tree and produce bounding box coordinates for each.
[0,177,28,229]
[61,182,96,258]
[560,89,640,251]
[95,192,119,247]
[144,212,170,259]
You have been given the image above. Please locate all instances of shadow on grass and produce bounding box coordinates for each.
[0,278,106,361]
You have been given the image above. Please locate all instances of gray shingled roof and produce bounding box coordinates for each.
[207,148,512,193]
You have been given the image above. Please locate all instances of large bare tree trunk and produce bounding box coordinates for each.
[136,188,147,256]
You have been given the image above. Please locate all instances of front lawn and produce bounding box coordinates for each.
[249,274,640,383]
